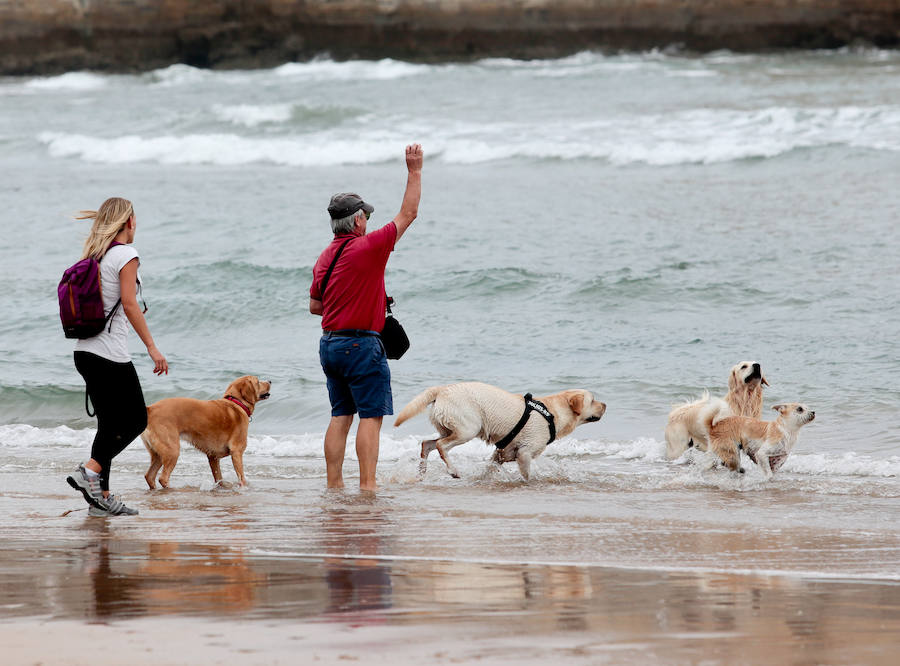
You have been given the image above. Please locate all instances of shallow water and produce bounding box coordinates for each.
[2,434,898,580]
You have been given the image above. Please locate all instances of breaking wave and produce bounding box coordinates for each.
[37,105,900,167]
[3,424,896,489]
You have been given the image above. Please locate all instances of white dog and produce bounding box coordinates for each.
[665,361,768,459]
[706,403,815,477]
[394,382,606,480]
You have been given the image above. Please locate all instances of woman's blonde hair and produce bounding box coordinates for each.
[77,197,134,260]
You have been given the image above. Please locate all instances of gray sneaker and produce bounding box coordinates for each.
[66,464,104,509]
[88,494,139,517]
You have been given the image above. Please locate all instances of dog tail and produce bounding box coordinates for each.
[701,397,731,432]
[671,389,710,411]
[138,405,153,447]
[667,389,710,420]
[394,386,444,427]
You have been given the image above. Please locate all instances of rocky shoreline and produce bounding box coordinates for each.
[2,0,899,75]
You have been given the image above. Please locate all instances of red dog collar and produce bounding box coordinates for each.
[225,395,252,419]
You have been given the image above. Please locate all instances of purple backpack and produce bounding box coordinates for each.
[58,242,122,339]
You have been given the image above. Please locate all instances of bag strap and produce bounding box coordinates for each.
[101,241,125,332]
[100,240,148,330]
[319,238,353,297]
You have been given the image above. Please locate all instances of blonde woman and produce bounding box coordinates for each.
[66,197,168,516]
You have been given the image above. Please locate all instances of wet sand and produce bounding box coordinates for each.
[3,456,900,665]
[2,537,899,665]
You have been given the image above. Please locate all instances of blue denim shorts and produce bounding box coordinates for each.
[319,332,392,418]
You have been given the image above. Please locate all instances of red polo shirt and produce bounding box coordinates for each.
[310,222,397,332]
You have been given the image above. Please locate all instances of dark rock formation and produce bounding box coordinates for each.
[1,1,898,75]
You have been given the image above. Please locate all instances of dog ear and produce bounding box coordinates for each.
[236,376,256,404]
[568,393,583,416]
[772,404,786,413]
[728,367,739,392]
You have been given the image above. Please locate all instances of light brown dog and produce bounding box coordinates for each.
[665,361,769,459]
[140,375,271,489]
[706,403,815,477]
[394,382,606,480]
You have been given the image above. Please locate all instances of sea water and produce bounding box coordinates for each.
[0,50,898,578]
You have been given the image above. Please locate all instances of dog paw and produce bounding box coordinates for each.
[497,448,518,464]
[769,454,787,471]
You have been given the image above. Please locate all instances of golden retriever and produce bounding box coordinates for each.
[665,361,768,459]
[394,382,606,480]
[706,403,815,477]
[140,375,271,489]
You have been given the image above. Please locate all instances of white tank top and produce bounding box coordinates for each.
[74,243,141,362]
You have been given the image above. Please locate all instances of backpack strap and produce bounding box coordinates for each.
[101,240,147,331]
[101,240,123,332]
[319,238,354,297]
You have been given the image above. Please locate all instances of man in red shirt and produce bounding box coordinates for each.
[309,144,423,491]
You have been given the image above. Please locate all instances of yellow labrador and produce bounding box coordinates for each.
[394,381,606,480]
[665,361,768,459]
[141,375,271,489]
[707,403,815,477]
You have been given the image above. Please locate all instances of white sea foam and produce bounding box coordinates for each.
[212,103,294,127]
[470,49,887,78]
[37,131,399,166]
[782,451,900,478]
[24,72,109,91]
[665,69,719,78]
[147,63,213,86]
[476,51,663,77]
[38,104,900,167]
[0,423,92,449]
[274,58,427,81]
[4,424,894,482]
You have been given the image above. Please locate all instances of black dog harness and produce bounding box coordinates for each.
[494,393,556,450]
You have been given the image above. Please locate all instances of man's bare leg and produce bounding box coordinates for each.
[356,416,382,491]
[324,415,354,488]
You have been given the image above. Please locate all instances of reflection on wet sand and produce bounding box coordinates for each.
[318,503,394,616]
[74,531,265,618]
[1,533,899,662]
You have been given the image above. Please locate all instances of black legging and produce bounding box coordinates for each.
[74,351,147,492]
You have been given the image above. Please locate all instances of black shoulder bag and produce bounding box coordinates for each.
[381,296,410,360]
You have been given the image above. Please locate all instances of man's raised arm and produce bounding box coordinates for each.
[392,143,423,242]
